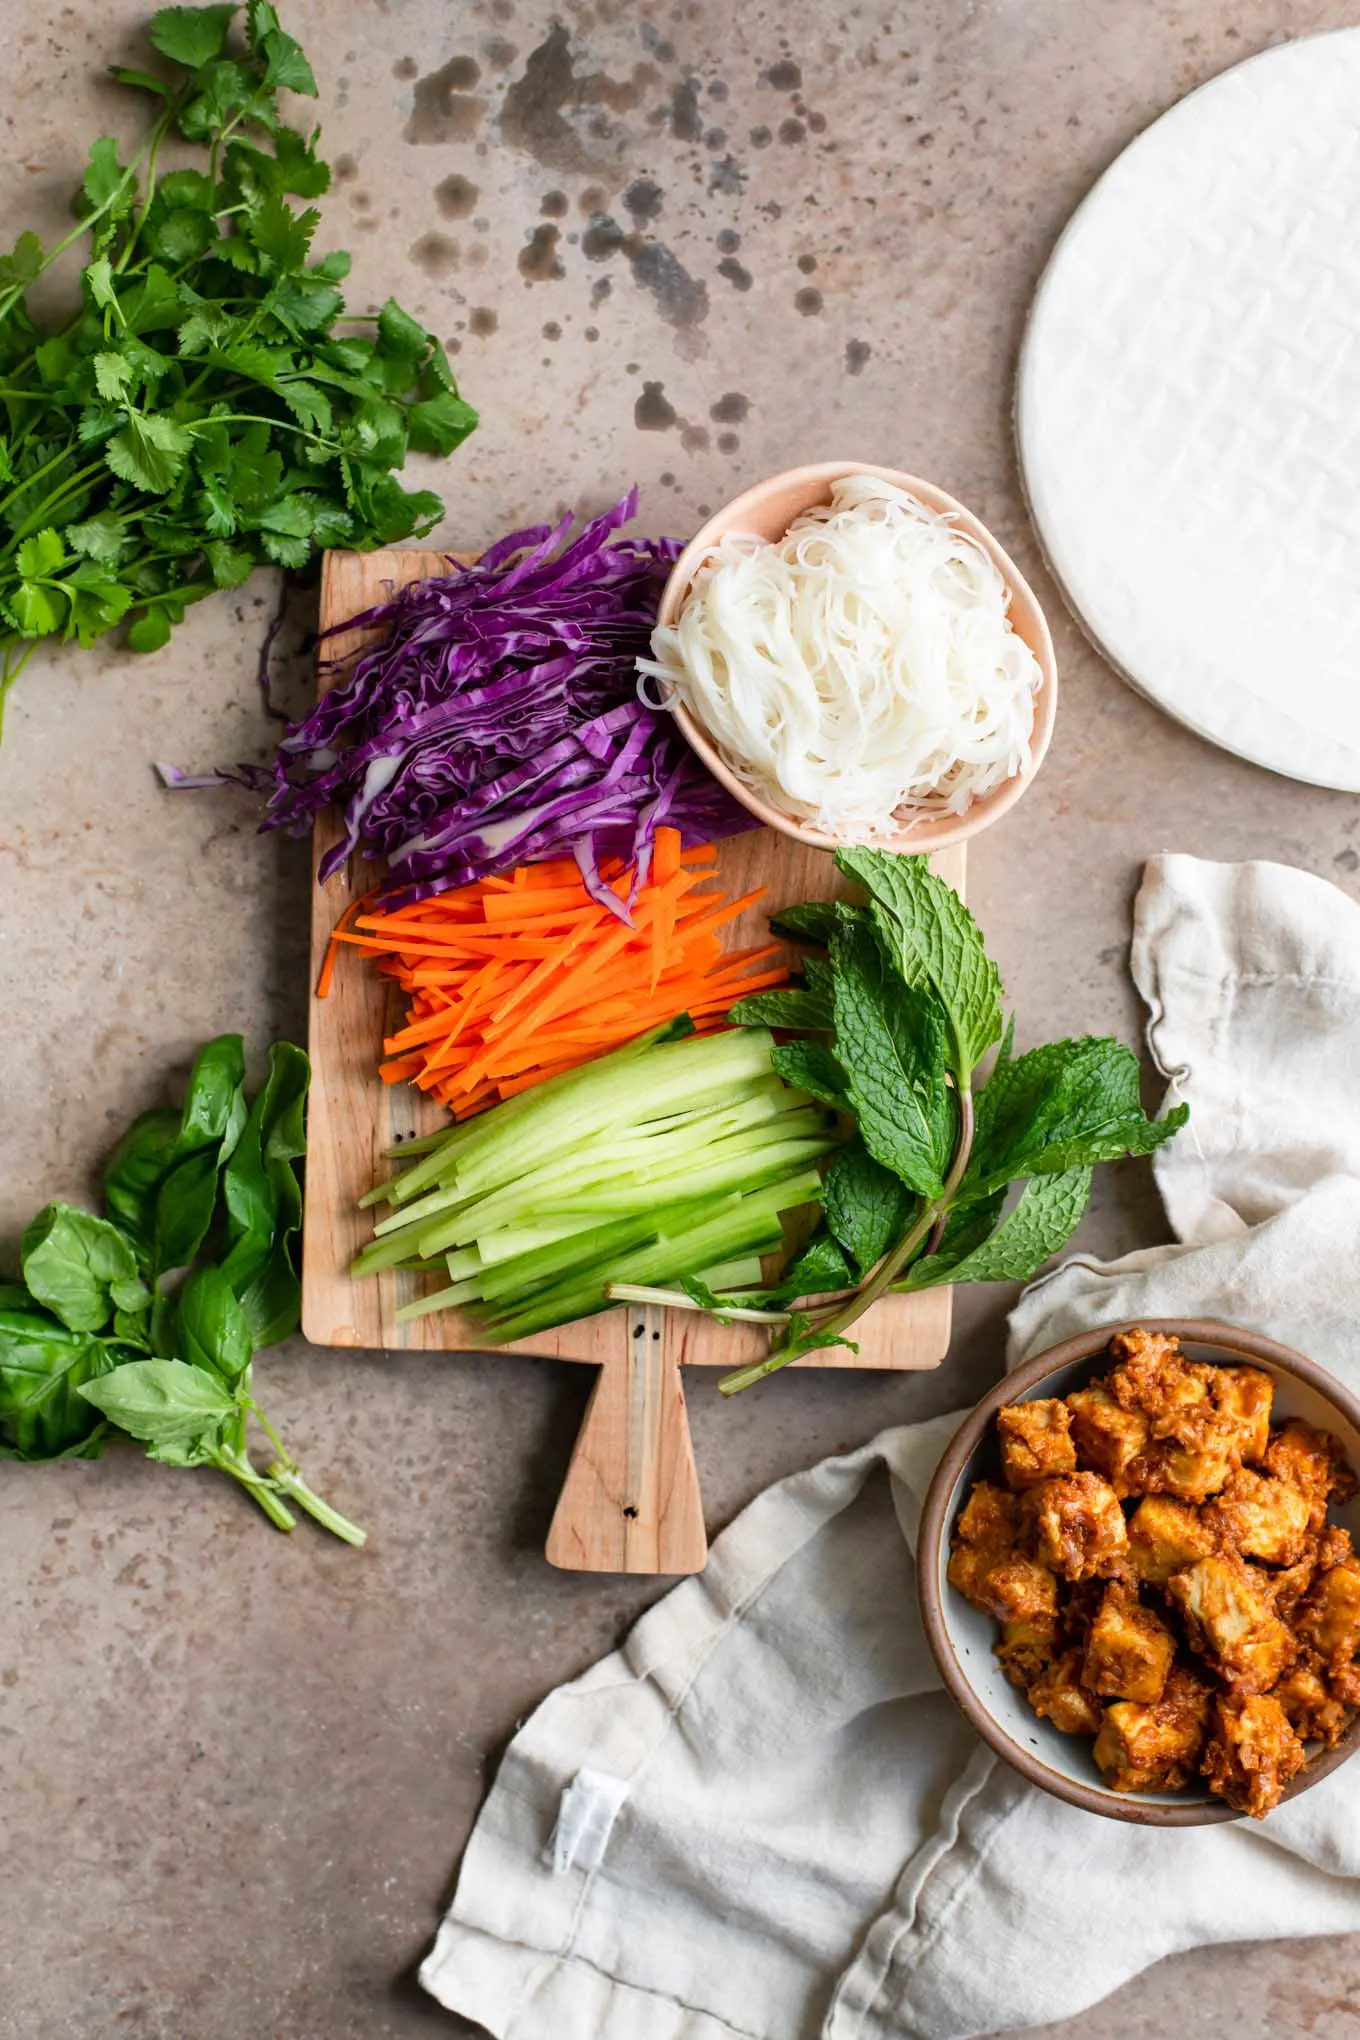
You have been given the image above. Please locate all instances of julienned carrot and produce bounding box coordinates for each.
[320,831,790,1118]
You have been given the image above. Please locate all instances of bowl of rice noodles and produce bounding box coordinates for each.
[641,462,1058,854]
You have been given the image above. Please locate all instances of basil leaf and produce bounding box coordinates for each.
[835,847,1003,1086]
[902,1169,1093,1290]
[830,917,953,1200]
[20,1203,140,1332]
[964,1036,1189,1199]
[0,1309,113,1457]
[823,1138,916,1276]
[104,1036,247,1275]
[102,1108,182,1264]
[219,1040,309,1345]
[78,1357,234,1444]
[176,1265,252,1384]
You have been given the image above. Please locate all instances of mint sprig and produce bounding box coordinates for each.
[718,849,1187,1393]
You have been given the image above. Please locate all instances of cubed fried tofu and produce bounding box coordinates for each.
[1210,1366,1274,1465]
[970,1555,1060,1628]
[1093,1666,1212,1792]
[947,1480,1020,1606]
[1021,1472,1130,1582]
[997,1397,1077,1489]
[1027,1648,1104,1737]
[1127,1495,1217,1585]
[1083,1582,1176,1703]
[1107,1331,1220,1450]
[1296,1556,1360,1667]
[1201,1694,1306,1818]
[1065,1385,1149,1494]
[1328,1661,1360,1709]
[1124,1436,1237,1504]
[1264,1421,1358,1530]
[1272,1663,1350,1748]
[1206,1468,1312,1567]
[1165,1554,1296,1693]
[996,1615,1058,1690]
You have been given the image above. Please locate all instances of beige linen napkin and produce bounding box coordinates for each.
[422,854,1360,2040]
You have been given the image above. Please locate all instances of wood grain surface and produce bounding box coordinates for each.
[301,547,965,1571]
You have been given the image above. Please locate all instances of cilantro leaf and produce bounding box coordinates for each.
[407,390,479,456]
[65,513,128,562]
[150,6,239,70]
[901,1169,1092,1290]
[835,847,1003,1085]
[17,530,67,579]
[0,230,44,291]
[963,1037,1189,1200]
[105,412,192,493]
[80,137,134,214]
[830,916,953,1200]
[247,195,318,272]
[10,582,67,636]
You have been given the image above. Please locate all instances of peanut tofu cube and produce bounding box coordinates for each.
[1107,1331,1218,1447]
[1124,1436,1237,1504]
[1127,1496,1217,1585]
[1065,1385,1149,1493]
[1271,1663,1350,1749]
[998,1397,1077,1489]
[1264,1420,1358,1529]
[1201,1694,1306,1819]
[969,1555,1059,1629]
[1296,1557,1360,1667]
[1083,1583,1176,1703]
[996,1615,1058,1690]
[1210,1366,1274,1465]
[1206,1468,1312,1567]
[1092,1666,1211,1792]
[1165,1555,1295,1693]
[1022,1472,1130,1582]
[1027,1648,1104,1737]
[947,1480,1019,1606]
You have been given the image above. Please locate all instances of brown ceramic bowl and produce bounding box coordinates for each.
[916,1319,1360,1824]
[655,460,1058,855]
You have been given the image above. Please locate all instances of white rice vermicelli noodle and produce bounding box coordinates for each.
[637,474,1043,833]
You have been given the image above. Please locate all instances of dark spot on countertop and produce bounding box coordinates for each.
[630,241,708,328]
[542,320,561,339]
[435,173,479,218]
[623,176,663,224]
[797,253,818,274]
[660,469,676,485]
[708,80,728,100]
[579,183,607,213]
[808,110,827,133]
[411,231,459,278]
[762,59,802,90]
[352,190,372,210]
[468,306,499,336]
[540,188,570,217]
[779,117,806,144]
[501,24,657,178]
[393,56,418,79]
[583,325,599,340]
[591,276,613,306]
[406,56,486,144]
[518,222,565,282]
[845,338,871,375]
[715,228,741,253]
[484,37,518,71]
[639,21,676,62]
[717,431,739,454]
[709,391,750,423]
[795,286,823,315]
[668,76,703,141]
[679,422,710,453]
[1336,846,1360,874]
[709,155,744,195]
[705,127,727,150]
[635,381,677,430]
[334,152,358,181]
[582,214,627,261]
[445,335,462,353]
[749,124,772,149]
[717,256,753,291]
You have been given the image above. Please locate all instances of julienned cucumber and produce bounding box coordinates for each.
[352,1025,840,1340]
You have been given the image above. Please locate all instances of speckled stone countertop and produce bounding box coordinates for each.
[3,2,1360,2034]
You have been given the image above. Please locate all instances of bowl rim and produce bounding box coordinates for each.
[916,1316,1360,1826]
[654,460,1059,856]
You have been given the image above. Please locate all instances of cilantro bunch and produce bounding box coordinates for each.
[0,3,476,730]
[703,850,1189,1392]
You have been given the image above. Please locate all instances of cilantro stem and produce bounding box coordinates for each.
[0,639,38,737]
[718,1090,977,1395]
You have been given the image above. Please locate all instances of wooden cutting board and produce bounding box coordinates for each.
[301,548,964,1575]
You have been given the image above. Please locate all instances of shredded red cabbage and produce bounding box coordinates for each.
[220,489,755,918]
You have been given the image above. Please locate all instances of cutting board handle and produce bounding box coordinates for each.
[546,1301,708,1574]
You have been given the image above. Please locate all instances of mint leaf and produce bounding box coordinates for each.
[964,1036,1189,1199]
[78,1357,234,1444]
[823,1138,915,1275]
[769,1040,848,1111]
[17,529,67,579]
[902,1169,1092,1290]
[835,847,1003,1085]
[150,5,238,69]
[728,981,834,1030]
[831,917,952,1200]
[774,1310,859,1361]
[769,899,865,947]
[105,412,191,493]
